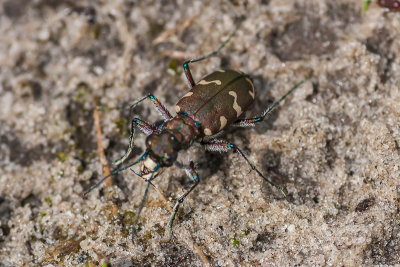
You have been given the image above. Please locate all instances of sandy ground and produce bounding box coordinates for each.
[0,0,399,266]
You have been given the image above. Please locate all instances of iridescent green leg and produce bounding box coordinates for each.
[114,93,171,166]
[233,77,310,127]
[112,117,159,166]
[183,21,242,88]
[169,161,199,239]
[202,139,286,196]
[129,165,160,243]
[130,94,172,120]
[83,152,148,196]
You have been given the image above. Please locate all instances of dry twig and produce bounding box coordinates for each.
[93,106,118,217]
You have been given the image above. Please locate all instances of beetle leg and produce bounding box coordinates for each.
[201,130,226,142]
[202,139,286,196]
[183,21,242,88]
[232,77,310,127]
[129,167,160,243]
[169,160,199,239]
[83,152,148,196]
[113,93,171,166]
[112,117,159,166]
[130,93,173,120]
[134,117,159,135]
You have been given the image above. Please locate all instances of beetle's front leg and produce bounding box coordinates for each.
[202,139,286,196]
[129,168,160,243]
[113,117,159,166]
[130,93,173,120]
[114,93,172,166]
[169,161,200,239]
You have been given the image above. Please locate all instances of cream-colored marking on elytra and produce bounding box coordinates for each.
[198,79,222,86]
[229,91,242,117]
[182,92,193,98]
[248,90,254,99]
[219,116,227,131]
[175,105,180,113]
[245,77,255,98]
[204,128,212,136]
[217,70,226,72]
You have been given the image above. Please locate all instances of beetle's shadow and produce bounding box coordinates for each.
[260,150,289,196]
[196,151,225,178]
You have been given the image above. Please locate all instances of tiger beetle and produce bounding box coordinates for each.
[84,22,309,243]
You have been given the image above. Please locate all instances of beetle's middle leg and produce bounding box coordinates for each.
[232,78,309,127]
[113,117,160,165]
[202,139,286,196]
[168,160,200,239]
[183,21,242,88]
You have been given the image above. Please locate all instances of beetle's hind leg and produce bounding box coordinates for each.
[168,161,200,239]
[113,118,159,166]
[183,21,242,88]
[232,77,310,127]
[202,139,286,196]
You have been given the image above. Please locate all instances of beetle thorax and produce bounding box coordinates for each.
[162,115,200,148]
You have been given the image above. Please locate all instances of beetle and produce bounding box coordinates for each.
[377,0,400,10]
[84,22,309,242]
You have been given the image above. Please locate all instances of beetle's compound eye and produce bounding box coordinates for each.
[168,134,181,150]
[145,134,155,148]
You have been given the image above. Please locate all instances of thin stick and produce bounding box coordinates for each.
[192,241,211,267]
[93,106,118,216]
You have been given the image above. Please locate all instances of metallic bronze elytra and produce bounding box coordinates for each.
[176,70,255,136]
[84,21,309,243]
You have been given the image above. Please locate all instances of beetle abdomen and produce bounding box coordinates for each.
[176,70,255,136]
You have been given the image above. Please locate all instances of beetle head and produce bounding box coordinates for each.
[146,132,181,166]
